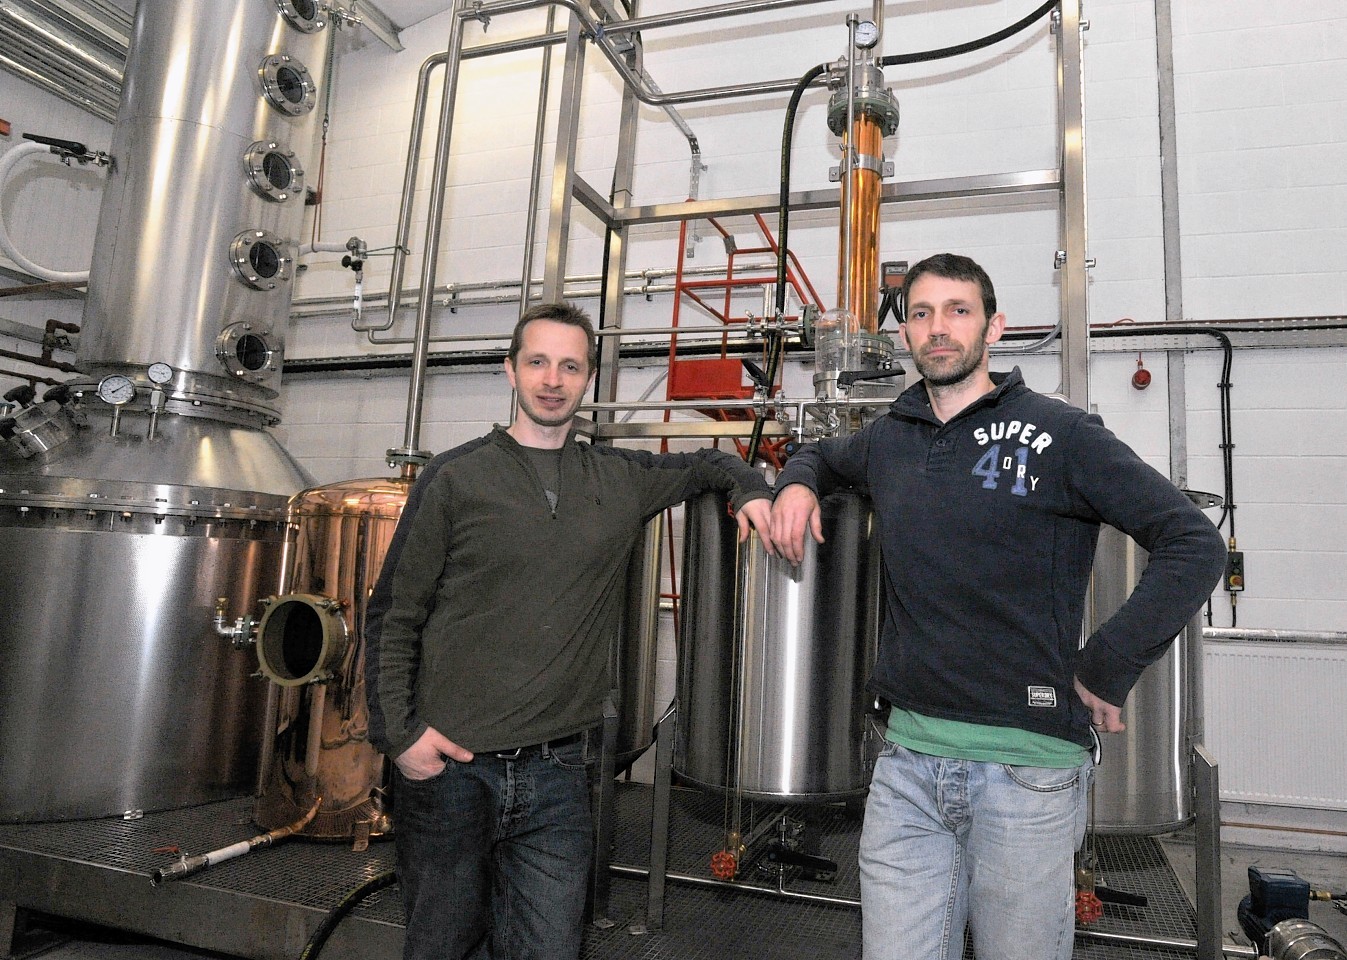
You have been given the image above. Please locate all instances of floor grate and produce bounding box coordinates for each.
[0,783,1199,959]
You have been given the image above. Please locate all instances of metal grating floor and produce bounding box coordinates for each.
[0,783,1198,960]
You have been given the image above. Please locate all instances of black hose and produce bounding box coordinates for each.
[879,0,1058,68]
[298,869,397,960]
[750,60,827,465]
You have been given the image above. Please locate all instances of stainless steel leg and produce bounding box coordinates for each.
[632,704,676,933]
[590,700,620,928]
[1192,743,1223,960]
[0,900,17,960]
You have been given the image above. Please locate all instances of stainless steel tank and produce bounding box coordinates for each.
[0,0,328,821]
[253,478,409,842]
[1089,523,1205,834]
[675,490,882,802]
[613,514,663,771]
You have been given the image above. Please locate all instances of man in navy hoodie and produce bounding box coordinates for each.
[769,253,1224,960]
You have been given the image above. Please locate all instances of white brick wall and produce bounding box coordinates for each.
[2,4,1345,792]
[266,1,1347,636]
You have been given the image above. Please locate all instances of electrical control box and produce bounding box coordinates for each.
[1225,550,1245,593]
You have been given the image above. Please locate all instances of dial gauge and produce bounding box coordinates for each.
[148,362,174,385]
[854,19,880,49]
[96,374,136,406]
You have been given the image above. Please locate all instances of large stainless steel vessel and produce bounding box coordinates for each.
[253,478,409,841]
[0,0,327,821]
[675,490,882,802]
[613,515,663,771]
[1089,523,1204,834]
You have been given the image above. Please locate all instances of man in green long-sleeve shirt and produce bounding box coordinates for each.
[365,301,772,960]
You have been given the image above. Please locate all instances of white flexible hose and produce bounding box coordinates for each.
[299,240,351,256]
[0,141,92,284]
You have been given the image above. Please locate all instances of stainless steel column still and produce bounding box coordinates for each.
[0,0,326,822]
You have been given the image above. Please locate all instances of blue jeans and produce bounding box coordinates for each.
[393,735,594,960]
[859,741,1094,960]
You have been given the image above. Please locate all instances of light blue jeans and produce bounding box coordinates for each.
[859,740,1094,960]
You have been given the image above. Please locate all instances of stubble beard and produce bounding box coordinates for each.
[517,392,581,429]
[913,324,990,388]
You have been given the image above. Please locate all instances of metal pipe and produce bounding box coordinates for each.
[0,0,122,83]
[332,263,775,322]
[610,863,861,909]
[400,2,471,460]
[600,0,833,36]
[360,55,439,334]
[0,367,60,387]
[149,798,321,886]
[472,0,825,107]
[519,6,556,317]
[838,15,858,316]
[0,345,79,373]
[1203,628,1347,645]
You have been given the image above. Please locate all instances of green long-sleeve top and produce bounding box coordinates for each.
[364,426,770,759]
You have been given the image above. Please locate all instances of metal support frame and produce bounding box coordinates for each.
[589,699,621,927]
[1055,0,1090,409]
[1192,743,1224,960]
[542,15,587,302]
[593,43,644,420]
[633,705,677,933]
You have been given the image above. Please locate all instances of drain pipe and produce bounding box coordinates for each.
[150,798,321,886]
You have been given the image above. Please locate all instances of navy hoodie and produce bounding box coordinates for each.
[774,368,1225,748]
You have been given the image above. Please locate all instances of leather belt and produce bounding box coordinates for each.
[488,730,585,761]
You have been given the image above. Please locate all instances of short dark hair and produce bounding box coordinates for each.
[507,302,598,373]
[902,253,997,320]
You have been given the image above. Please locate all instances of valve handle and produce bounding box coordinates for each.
[4,384,37,407]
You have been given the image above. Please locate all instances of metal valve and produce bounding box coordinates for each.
[213,597,257,650]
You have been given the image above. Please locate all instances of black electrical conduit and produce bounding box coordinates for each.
[751,0,1059,464]
[297,869,398,960]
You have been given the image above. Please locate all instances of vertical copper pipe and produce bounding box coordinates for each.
[837,116,884,333]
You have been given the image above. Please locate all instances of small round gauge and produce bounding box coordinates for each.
[148,362,174,385]
[854,19,880,49]
[96,374,136,406]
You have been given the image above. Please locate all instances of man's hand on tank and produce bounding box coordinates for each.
[768,483,823,565]
[736,498,775,552]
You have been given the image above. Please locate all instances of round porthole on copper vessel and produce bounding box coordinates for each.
[259,55,317,116]
[274,0,326,33]
[229,229,295,290]
[244,140,304,202]
[216,322,279,383]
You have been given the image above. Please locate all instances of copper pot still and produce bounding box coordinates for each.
[252,478,410,844]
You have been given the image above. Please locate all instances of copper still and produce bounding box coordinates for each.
[252,477,410,844]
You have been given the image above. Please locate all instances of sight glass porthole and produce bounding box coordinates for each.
[229,229,294,290]
[216,322,280,383]
[244,141,304,202]
[259,55,317,116]
[275,0,326,33]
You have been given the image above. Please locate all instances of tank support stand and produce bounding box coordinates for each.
[589,698,621,928]
[1192,743,1224,960]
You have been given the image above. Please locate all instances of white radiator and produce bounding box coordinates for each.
[1203,641,1347,810]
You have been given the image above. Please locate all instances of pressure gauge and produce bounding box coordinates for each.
[148,362,174,385]
[96,374,136,406]
[854,19,880,49]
